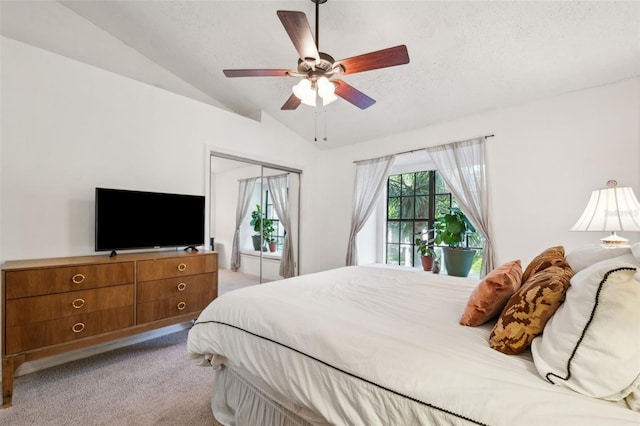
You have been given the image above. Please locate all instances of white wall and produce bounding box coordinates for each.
[1,37,318,263]
[0,36,324,377]
[312,78,640,270]
[2,36,639,276]
[1,34,639,378]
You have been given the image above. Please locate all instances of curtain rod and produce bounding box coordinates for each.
[353,134,495,164]
[238,172,289,182]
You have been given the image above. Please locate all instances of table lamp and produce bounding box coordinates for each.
[571,180,640,248]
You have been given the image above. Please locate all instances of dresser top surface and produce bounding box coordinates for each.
[2,250,217,271]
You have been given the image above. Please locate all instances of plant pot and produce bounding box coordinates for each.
[251,235,262,251]
[268,242,277,252]
[420,255,434,271]
[443,247,476,277]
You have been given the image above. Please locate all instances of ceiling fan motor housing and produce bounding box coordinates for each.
[297,52,343,82]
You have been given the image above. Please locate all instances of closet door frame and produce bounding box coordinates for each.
[205,149,302,282]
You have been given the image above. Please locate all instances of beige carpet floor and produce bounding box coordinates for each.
[0,268,259,426]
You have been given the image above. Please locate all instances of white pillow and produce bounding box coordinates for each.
[531,254,640,410]
[631,242,640,262]
[565,244,631,273]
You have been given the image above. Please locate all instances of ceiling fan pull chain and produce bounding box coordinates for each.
[314,108,318,142]
[323,108,328,141]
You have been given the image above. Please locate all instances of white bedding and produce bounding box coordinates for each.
[187,265,640,425]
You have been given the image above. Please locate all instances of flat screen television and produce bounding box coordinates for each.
[95,187,205,255]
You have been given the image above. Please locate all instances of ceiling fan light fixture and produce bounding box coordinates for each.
[292,79,316,106]
[317,76,337,106]
[317,76,334,96]
[321,92,338,106]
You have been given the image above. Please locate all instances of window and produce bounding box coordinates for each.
[386,170,484,273]
[263,190,285,252]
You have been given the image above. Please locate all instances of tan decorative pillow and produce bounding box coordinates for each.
[521,246,566,283]
[489,265,573,355]
[460,260,523,326]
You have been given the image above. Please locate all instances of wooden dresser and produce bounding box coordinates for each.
[1,250,217,408]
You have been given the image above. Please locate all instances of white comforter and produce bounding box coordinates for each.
[187,266,640,425]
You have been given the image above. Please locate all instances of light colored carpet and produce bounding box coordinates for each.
[0,268,259,426]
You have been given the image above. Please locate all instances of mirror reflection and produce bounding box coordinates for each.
[210,155,300,287]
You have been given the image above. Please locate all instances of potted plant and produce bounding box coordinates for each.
[264,221,276,252]
[249,204,274,251]
[433,207,476,277]
[415,236,436,271]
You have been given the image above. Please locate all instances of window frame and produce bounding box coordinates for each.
[385,169,484,270]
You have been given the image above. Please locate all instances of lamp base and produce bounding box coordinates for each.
[600,232,630,249]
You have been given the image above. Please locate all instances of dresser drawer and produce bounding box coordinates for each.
[136,254,216,282]
[137,292,214,324]
[5,305,134,354]
[137,273,216,303]
[4,262,134,299]
[5,284,134,326]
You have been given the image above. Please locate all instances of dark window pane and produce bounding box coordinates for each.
[435,194,451,218]
[387,222,399,243]
[401,174,415,195]
[400,221,415,244]
[413,244,421,263]
[401,197,414,219]
[388,197,400,219]
[415,195,429,219]
[388,175,402,197]
[435,173,448,194]
[415,171,429,195]
[415,221,429,238]
[399,244,413,267]
[387,244,399,264]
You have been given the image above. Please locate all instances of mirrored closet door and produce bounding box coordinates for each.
[209,153,301,286]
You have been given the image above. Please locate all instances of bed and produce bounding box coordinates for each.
[187,248,640,425]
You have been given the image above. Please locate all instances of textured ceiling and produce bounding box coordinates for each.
[2,1,639,149]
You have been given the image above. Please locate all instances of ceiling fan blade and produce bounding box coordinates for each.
[333,79,376,109]
[277,10,319,61]
[281,93,301,110]
[223,69,293,78]
[335,45,410,75]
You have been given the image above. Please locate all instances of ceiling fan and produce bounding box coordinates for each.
[223,0,410,110]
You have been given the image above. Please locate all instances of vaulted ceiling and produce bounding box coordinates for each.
[2,1,639,149]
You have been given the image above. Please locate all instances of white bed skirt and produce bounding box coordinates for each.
[212,365,330,426]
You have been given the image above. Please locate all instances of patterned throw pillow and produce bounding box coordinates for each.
[489,265,573,355]
[460,260,523,326]
[521,245,566,283]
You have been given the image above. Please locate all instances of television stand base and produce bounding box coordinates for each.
[110,250,117,257]
[184,246,199,252]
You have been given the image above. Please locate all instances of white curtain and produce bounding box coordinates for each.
[426,137,495,276]
[267,174,295,278]
[346,154,396,266]
[230,177,257,272]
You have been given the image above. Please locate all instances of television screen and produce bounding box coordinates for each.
[95,187,205,253]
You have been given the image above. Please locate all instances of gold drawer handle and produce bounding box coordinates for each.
[72,322,85,333]
[177,263,187,272]
[71,298,86,309]
[72,274,86,284]
[177,301,186,311]
[177,282,187,291]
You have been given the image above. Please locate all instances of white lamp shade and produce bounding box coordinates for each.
[292,79,316,106]
[321,92,338,106]
[317,77,334,96]
[571,186,640,232]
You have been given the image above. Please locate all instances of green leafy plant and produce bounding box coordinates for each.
[250,204,275,243]
[414,236,436,257]
[433,207,476,249]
